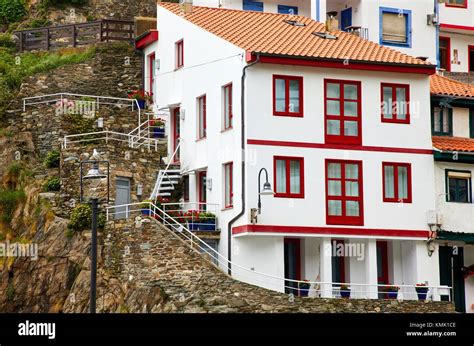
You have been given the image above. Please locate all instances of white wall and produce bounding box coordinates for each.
[453,107,471,138]
[439,32,474,73]
[192,0,312,16]
[439,1,474,28]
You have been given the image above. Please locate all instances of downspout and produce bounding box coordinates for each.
[227,53,260,275]
[435,0,440,70]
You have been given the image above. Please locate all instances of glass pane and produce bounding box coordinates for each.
[344,101,358,117]
[289,79,300,113]
[434,108,441,132]
[345,164,359,179]
[275,79,286,112]
[328,180,342,196]
[383,87,393,119]
[384,165,395,199]
[327,120,340,135]
[289,160,301,194]
[344,84,358,100]
[199,98,206,137]
[344,121,358,136]
[442,109,450,133]
[224,87,231,128]
[327,100,340,115]
[328,163,341,178]
[328,200,342,216]
[276,160,286,193]
[396,87,407,120]
[327,83,340,98]
[225,165,231,206]
[346,201,360,216]
[345,181,359,197]
[398,166,409,200]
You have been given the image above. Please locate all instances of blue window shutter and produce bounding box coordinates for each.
[277,5,299,15]
[243,0,263,12]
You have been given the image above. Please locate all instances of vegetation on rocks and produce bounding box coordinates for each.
[0,188,25,222]
[44,150,60,168]
[0,0,27,27]
[68,204,105,231]
[43,176,61,192]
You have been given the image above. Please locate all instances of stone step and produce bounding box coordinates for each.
[159,186,175,191]
[157,192,171,197]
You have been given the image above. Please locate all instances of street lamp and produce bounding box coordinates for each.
[257,167,275,214]
[79,149,110,314]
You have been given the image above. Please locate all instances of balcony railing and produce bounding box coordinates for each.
[345,25,369,40]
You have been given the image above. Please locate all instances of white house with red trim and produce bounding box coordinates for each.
[134,3,451,301]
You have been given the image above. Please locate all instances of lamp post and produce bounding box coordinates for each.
[257,168,275,214]
[80,149,110,314]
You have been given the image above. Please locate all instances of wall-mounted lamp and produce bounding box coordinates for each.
[257,167,275,214]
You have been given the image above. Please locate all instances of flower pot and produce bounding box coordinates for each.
[299,288,309,297]
[340,289,351,298]
[141,209,151,216]
[153,127,165,138]
[416,287,429,300]
[136,99,146,109]
[188,221,216,231]
[387,291,398,299]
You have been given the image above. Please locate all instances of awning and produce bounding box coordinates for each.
[436,230,474,244]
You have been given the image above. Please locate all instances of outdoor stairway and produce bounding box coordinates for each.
[151,165,181,198]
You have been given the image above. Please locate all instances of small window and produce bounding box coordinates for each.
[380,7,412,47]
[273,75,303,117]
[326,160,363,226]
[439,37,451,72]
[445,0,468,8]
[383,162,412,203]
[223,83,233,130]
[381,83,410,123]
[432,106,452,136]
[224,162,233,208]
[447,171,472,203]
[183,175,189,202]
[197,95,206,139]
[148,53,156,103]
[278,5,298,15]
[243,0,263,11]
[176,40,184,69]
[274,156,304,198]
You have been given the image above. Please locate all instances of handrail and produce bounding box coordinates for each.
[62,129,160,150]
[105,201,453,301]
[151,140,181,200]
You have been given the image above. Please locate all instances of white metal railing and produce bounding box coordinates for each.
[150,140,181,200]
[105,201,453,302]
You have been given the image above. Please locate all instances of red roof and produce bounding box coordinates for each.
[430,74,474,98]
[433,136,474,153]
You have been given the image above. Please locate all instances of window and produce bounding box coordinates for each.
[380,7,412,48]
[273,75,303,117]
[278,5,298,15]
[382,162,412,203]
[446,0,468,8]
[326,160,363,226]
[148,53,155,103]
[469,46,474,72]
[324,79,361,145]
[175,40,184,69]
[197,95,206,139]
[183,175,189,202]
[243,0,263,11]
[447,170,472,203]
[381,83,410,123]
[274,156,304,198]
[224,162,233,208]
[223,83,233,130]
[432,106,452,136]
[439,37,451,72]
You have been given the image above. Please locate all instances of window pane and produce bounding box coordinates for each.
[344,101,357,117]
[442,108,450,133]
[289,79,300,113]
[289,160,301,194]
[327,120,340,135]
[276,160,286,193]
[384,165,395,199]
[345,164,358,179]
[327,100,340,115]
[225,164,232,206]
[398,166,409,199]
[224,86,232,128]
[327,83,340,98]
[449,178,469,202]
[383,87,393,119]
[328,163,341,178]
[345,181,359,197]
[275,79,286,112]
[434,107,441,132]
[344,84,358,100]
[346,201,360,216]
[396,87,407,120]
[199,98,206,138]
[344,121,358,136]
[328,180,342,196]
[328,200,342,216]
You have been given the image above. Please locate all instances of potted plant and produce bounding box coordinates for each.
[140,199,153,216]
[299,280,310,297]
[384,285,400,299]
[199,212,217,231]
[150,119,165,138]
[415,283,429,301]
[340,284,351,298]
[184,210,201,230]
[128,90,150,109]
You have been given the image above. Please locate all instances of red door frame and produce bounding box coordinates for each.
[376,241,389,285]
[198,171,207,210]
[148,53,155,103]
[439,36,451,72]
[284,238,301,294]
[334,239,346,284]
[173,108,180,163]
[469,45,474,72]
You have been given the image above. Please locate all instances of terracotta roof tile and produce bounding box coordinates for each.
[430,74,474,98]
[433,136,474,153]
[158,3,434,67]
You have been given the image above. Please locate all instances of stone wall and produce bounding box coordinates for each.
[443,72,474,86]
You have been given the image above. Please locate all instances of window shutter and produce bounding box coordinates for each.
[382,12,407,43]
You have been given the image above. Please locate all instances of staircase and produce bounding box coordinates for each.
[151,166,181,198]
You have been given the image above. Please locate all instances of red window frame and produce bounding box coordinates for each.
[224,162,233,208]
[382,162,412,203]
[445,0,468,8]
[325,159,364,226]
[148,53,155,103]
[197,95,206,139]
[439,36,451,72]
[380,83,410,124]
[272,75,304,117]
[273,156,305,199]
[223,83,233,130]
[173,108,180,163]
[376,241,389,285]
[175,39,184,69]
[198,171,207,211]
[324,79,362,145]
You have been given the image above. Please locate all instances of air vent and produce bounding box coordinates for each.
[284,19,306,27]
[313,32,338,40]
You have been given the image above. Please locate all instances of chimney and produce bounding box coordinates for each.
[181,0,193,14]
[325,11,339,32]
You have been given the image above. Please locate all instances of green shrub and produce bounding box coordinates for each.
[0,0,27,25]
[6,282,15,302]
[0,33,15,49]
[43,176,61,192]
[44,150,60,168]
[68,204,106,231]
[64,113,95,135]
[0,188,26,222]
[7,162,23,178]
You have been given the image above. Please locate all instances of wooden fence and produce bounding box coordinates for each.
[14,19,135,52]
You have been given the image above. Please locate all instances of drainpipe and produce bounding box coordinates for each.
[227,53,260,275]
[434,0,440,70]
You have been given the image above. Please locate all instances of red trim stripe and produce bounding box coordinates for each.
[247,139,433,155]
[233,224,430,238]
[440,23,474,32]
[136,30,158,50]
